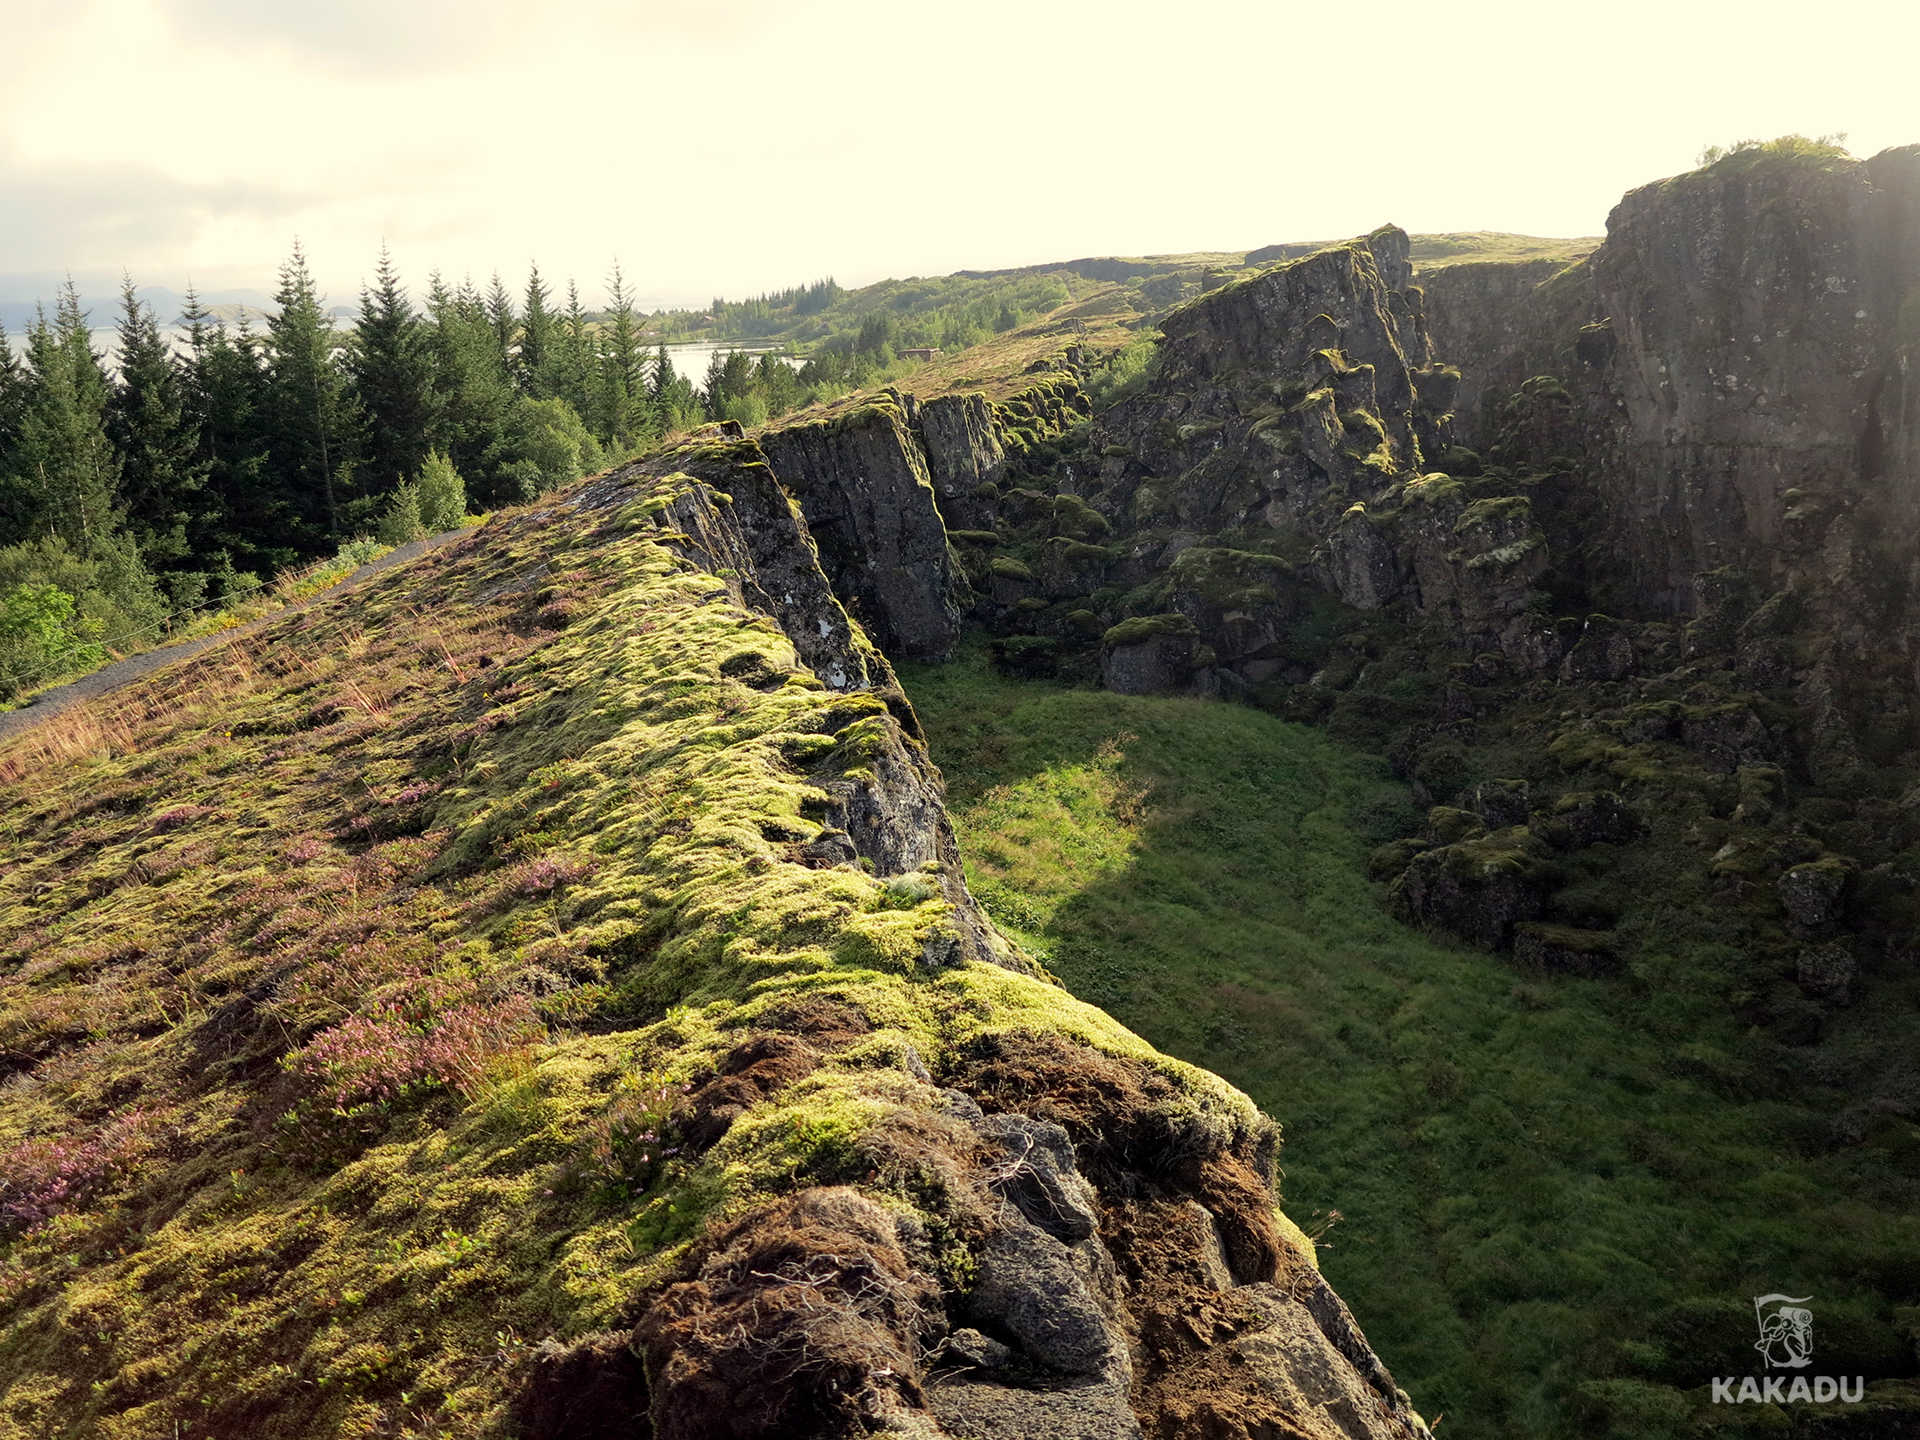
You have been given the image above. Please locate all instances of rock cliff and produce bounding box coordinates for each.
[759,401,971,660]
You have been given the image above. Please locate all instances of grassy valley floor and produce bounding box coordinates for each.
[901,644,1920,1439]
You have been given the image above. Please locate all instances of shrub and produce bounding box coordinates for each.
[0,533,164,697]
[0,1107,164,1233]
[288,995,543,1108]
[583,1073,686,1201]
[1696,133,1852,170]
[1086,336,1158,411]
[375,483,427,545]
[415,450,468,533]
[0,582,106,701]
[506,396,604,496]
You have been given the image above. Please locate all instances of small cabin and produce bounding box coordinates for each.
[899,346,940,362]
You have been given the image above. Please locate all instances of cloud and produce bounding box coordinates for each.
[0,149,307,281]
[157,0,789,74]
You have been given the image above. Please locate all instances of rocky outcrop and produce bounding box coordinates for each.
[761,400,969,660]
[602,435,1425,1440]
[1091,229,1435,539]
[1429,146,1920,627]
[920,392,1008,531]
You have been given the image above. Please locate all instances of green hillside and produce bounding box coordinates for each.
[902,646,1920,1438]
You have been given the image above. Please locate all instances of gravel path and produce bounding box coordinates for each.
[0,528,469,746]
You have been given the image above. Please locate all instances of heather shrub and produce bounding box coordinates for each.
[287,994,543,1108]
[0,1107,164,1233]
[583,1073,686,1202]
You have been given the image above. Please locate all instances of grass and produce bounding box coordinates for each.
[902,643,1920,1440]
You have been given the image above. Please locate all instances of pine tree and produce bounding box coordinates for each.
[413,449,467,532]
[347,246,438,503]
[551,281,595,423]
[701,350,728,417]
[181,297,278,578]
[5,283,122,551]
[425,272,517,506]
[0,322,25,535]
[518,263,555,397]
[485,272,517,373]
[595,260,650,450]
[0,320,22,451]
[651,342,676,432]
[263,242,358,551]
[107,276,210,583]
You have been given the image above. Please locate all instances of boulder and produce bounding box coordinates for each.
[1511,923,1621,977]
[1796,942,1858,1004]
[1779,859,1849,929]
[1101,614,1200,695]
[1388,826,1558,949]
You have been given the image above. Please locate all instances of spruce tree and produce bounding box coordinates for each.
[6,283,122,551]
[181,299,280,577]
[552,281,595,424]
[595,261,650,450]
[347,246,438,502]
[485,272,517,373]
[518,263,555,397]
[263,242,358,551]
[107,277,210,589]
[425,272,517,505]
[651,342,676,432]
[0,320,22,450]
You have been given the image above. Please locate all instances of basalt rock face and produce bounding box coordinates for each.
[1564,148,1920,621]
[940,158,1920,1056]
[760,400,970,660]
[1091,228,1436,540]
[1417,257,1571,444]
[1430,146,1920,624]
[1065,227,1558,679]
[919,392,1009,532]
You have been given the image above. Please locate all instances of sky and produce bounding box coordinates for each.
[1,0,1916,314]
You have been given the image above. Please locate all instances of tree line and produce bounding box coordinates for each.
[0,246,706,699]
[0,240,1067,701]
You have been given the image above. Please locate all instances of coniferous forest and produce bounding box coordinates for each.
[0,246,950,702]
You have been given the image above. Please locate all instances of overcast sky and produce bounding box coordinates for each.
[2,0,1915,313]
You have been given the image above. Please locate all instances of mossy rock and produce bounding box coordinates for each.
[1102,613,1200,648]
[1425,806,1486,846]
[1511,922,1621,977]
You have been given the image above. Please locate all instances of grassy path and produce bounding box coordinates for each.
[0,529,469,746]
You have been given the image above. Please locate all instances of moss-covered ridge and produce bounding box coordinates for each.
[0,434,1420,1438]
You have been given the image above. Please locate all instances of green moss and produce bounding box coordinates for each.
[1454,495,1532,533]
[1339,409,1387,445]
[1051,494,1112,540]
[1102,613,1199,648]
[989,556,1034,582]
[1167,546,1294,611]
[1402,473,1464,507]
